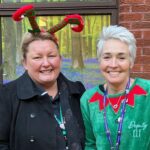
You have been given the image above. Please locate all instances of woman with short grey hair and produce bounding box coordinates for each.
[81,25,150,150]
[97,25,136,66]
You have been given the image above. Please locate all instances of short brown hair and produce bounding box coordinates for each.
[21,32,59,59]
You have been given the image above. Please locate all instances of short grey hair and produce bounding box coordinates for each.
[97,25,136,65]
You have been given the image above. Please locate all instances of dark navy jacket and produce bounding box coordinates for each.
[0,72,85,150]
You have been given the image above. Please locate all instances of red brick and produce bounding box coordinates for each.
[143,65,150,72]
[119,5,130,13]
[143,31,150,39]
[136,47,143,55]
[132,64,142,72]
[136,39,144,47]
[120,13,143,21]
[132,30,142,39]
[144,13,150,21]
[119,0,150,77]
[135,56,150,64]
[131,73,150,79]
[143,48,150,55]
[145,0,150,5]
[120,0,145,4]
[132,22,150,29]
[143,40,150,47]
[119,22,131,29]
[132,5,150,12]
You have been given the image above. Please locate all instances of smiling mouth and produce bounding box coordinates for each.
[40,69,53,73]
[108,71,120,77]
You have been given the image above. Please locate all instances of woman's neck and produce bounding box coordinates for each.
[43,81,58,98]
[106,78,133,94]
[107,86,125,94]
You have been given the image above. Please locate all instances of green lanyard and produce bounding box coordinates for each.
[54,105,69,149]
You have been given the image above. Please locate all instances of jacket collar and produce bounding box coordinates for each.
[57,72,82,94]
[17,72,82,100]
[17,72,45,100]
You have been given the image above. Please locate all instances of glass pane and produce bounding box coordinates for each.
[1,0,109,3]
[1,15,110,88]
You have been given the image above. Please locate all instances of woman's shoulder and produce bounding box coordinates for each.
[2,72,28,89]
[0,79,19,100]
[0,73,30,98]
[59,73,86,92]
[81,85,100,101]
[135,78,150,86]
[2,79,17,90]
[134,78,150,92]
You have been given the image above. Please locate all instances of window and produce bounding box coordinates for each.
[0,0,118,88]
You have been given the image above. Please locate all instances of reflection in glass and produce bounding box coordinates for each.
[2,15,110,88]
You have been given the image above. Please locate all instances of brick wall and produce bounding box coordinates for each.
[119,0,150,79]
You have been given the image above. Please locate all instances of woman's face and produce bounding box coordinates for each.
[23,40,61,87]
[99,39,133,86]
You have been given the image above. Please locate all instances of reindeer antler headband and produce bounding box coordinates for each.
[12,5,84,35]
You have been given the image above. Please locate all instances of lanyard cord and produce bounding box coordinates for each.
[54,105,69,149]
[103,78,130,150]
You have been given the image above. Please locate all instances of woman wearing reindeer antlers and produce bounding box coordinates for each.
[0,5,85,150]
